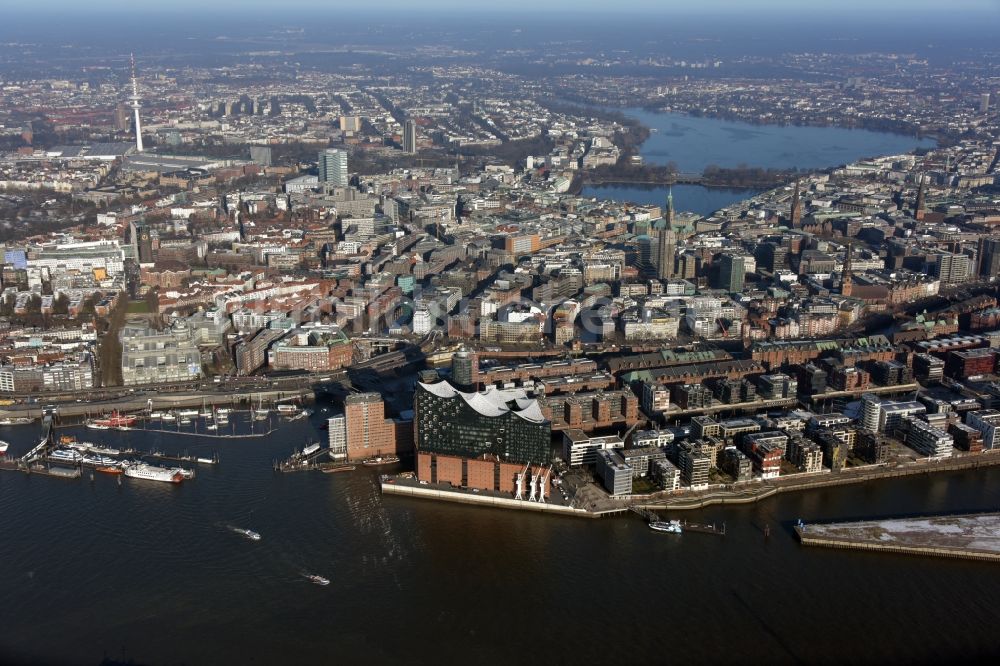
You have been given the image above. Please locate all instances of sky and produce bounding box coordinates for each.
[7,0,1000,14]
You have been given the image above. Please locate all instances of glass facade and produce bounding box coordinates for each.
[415,381,552,465]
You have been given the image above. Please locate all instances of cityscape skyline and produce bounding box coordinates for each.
[1,2,999,663]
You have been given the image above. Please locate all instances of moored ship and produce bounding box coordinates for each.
[89,411,137,429]
[362,456,400,466]
[649,520,683,534]
[123,462,185,484]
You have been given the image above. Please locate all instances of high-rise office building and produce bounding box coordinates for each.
[716,253,745,294]
[345,392,401,460]
[978,237,1000,279]
[318,148,349,186]
[451,346,478,390]
[328,414,347,460]
[981,92,991,114]
[249,145,272,167]
[403,119,417,154]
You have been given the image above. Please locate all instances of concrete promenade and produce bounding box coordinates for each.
[632,450,1000,511]
[795,513,1000,562]
[380,479,597,518]
[0,388,313,421]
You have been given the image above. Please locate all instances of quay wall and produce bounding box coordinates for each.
[380,482,598,518]
[794,529,1000,563]
[636,451,1000,511]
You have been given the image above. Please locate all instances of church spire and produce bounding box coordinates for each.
[657,187,675,280]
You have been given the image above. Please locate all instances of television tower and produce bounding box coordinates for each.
[128,53,144,152]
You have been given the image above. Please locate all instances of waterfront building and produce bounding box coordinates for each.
[965,410,1000,450]
[855,430,891,464]
[234,329,285,375]
[860,393,881,432]
[787,435,824,473]
[596,450,633,497]
[328,414,347,460]
[652,458,681,491]
[267,327,353,372]
[742,431,787,479]
[814,428,850,472]
[346,393,412,461]
[677,447,710,489]
[948,422,984,453]
[619,447,667,478]
[562,430,624,467]
[720,446,753,482]
[0,353,95,393]
[120,320,202,386]
[879,400,927,435]
[415,380,551,464]
[904,418,954,458]
[318,148,349,186]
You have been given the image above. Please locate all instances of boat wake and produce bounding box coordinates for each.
[226,524,261,541]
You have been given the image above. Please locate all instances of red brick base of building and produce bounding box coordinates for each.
[416,451,552,498]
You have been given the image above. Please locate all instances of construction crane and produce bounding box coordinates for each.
[538,466,552,504]
[514,461,530,500]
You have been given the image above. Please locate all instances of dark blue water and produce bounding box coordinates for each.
[584,110,936,215]
[3,415,1000,664]
[622,109,937,172]
[581,183,760,217]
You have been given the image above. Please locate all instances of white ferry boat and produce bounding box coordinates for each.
[649,520,683,534]
[277,404,299,414]
[230,526,261,541]
[49,449,83,462]
[123,462,185,484]
[162,412,177,422]
[81,454,119,466]
[304,573,330,586]
[149,411,165,419]
[177,409,199,418]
